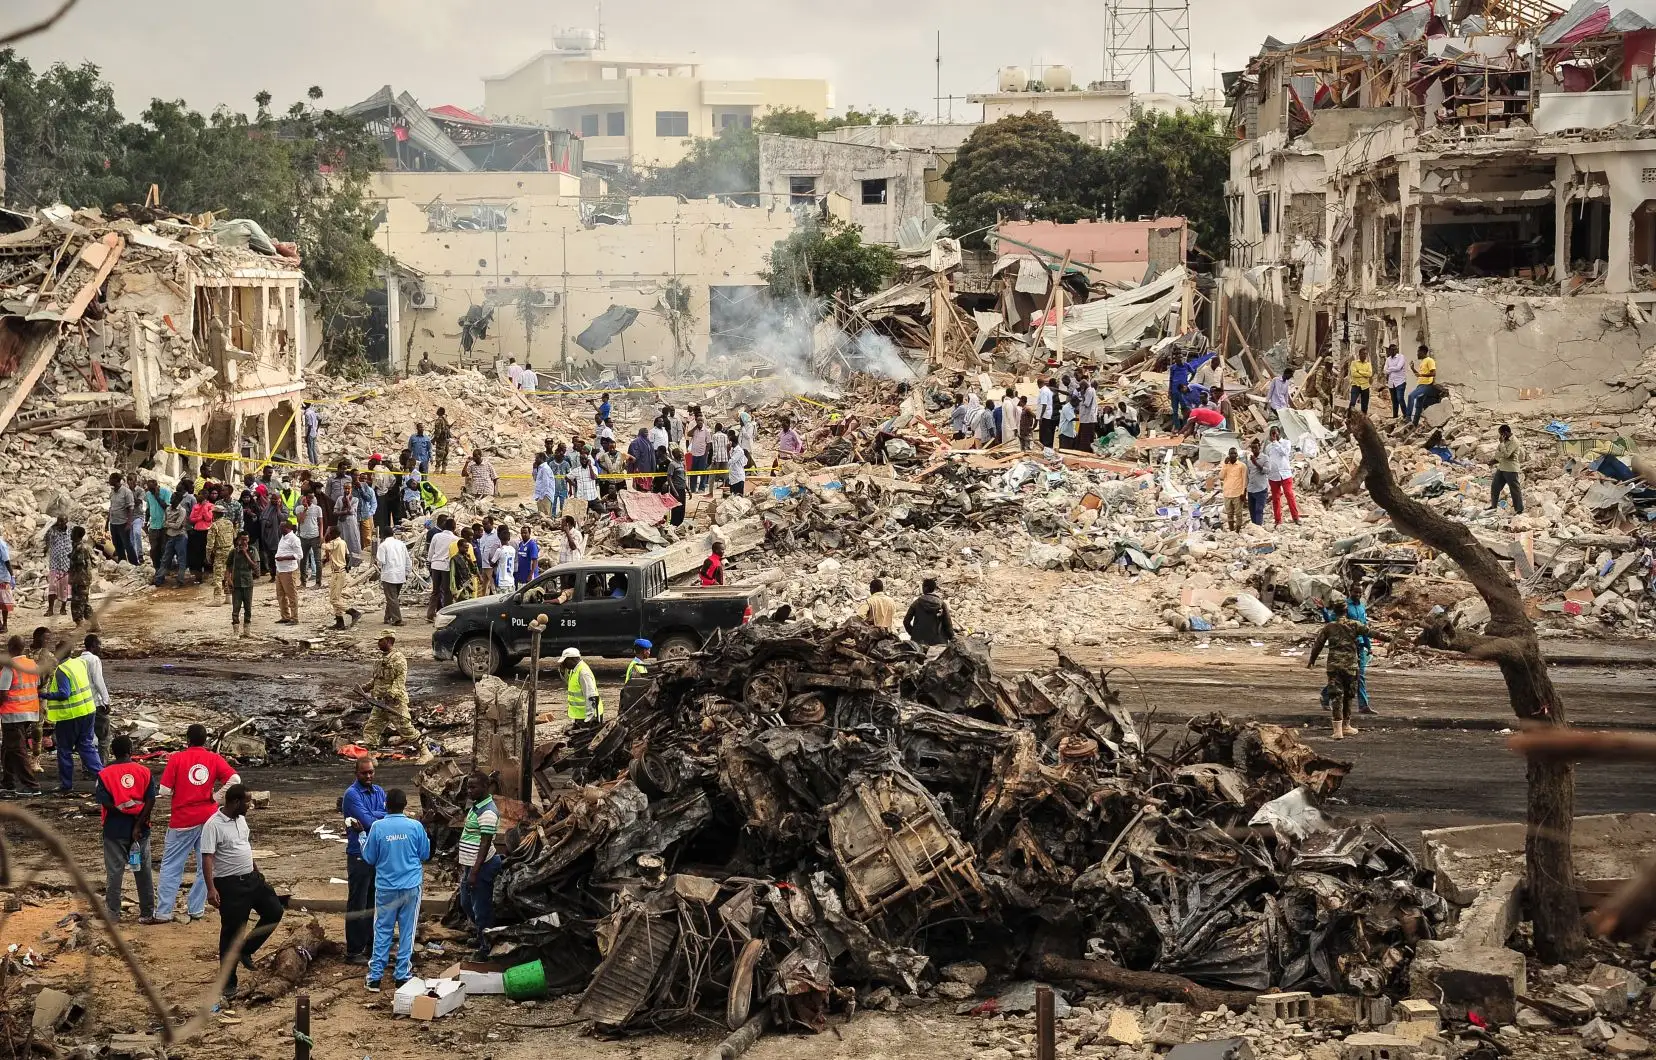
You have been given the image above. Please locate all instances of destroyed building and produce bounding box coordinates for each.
[1222,0,1656,408]
[0,207,308,490]
[756,134,946,246]
[345,86,584,175]
[370,174,799,374]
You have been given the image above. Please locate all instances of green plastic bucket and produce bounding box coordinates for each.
[503,959,547,1000]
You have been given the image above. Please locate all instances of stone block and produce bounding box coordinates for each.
[1147,1013,1195,1046]
[1395,1000,1440,1026]
[1341,1033,1418,1060]
[943,961,990,988]
[1100,1008,1144,1046]
[1313,995,1361,1027]
[1408,942,1525,1025]
[1255,991,1314,1022]
[1453,874,1522,950]
[1607,1030,1653,1057]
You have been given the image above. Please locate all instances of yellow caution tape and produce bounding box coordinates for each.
[160,445,787,483]
[523,378,757,398]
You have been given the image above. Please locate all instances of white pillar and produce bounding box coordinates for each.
[385,273,402,373]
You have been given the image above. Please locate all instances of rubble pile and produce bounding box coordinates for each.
[306,370,591,468]
[437,621,1446,1034]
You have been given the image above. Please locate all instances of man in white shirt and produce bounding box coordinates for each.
[1264,425,1301,528]
[274,520,302,625]
[1000,391,1019,446]
[476,521,501,569]
[494,527,517,590]
[426,516,459,622]
[517,364,538,392]
[1037,380,1057,449]
[201,784,284,1005]
[81,634,113,763]
[727,443,748,496]
[558,516,585,566]
[375,535,410,626]
[648,417,669,453]
[596,420,616,445]
[503,358,521,388]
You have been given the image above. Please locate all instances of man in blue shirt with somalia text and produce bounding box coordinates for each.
[360,788,430,991]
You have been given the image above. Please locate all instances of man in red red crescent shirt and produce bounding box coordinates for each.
[151,723,239,924]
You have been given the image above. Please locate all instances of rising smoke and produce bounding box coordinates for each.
[716,292,919,396]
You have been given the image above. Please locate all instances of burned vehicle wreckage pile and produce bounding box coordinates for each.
[423,620,1447,1035]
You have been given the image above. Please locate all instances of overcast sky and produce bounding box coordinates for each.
[9,0,1333,121]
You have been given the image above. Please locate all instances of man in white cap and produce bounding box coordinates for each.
[559,647,603,724]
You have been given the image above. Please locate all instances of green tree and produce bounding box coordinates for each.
[1099,109,1230,257]
[762,218,895,303]
[116,89,384,365]
[756,105,921,140]
[639,126,758,201]
[943,113,1104,247]
[0,49,127,208]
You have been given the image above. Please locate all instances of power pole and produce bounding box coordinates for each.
[935,31,942,125]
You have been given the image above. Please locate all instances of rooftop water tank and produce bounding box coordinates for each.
[999,66,1029,93]
[1046,65,1073,91]
[554,28,600,52]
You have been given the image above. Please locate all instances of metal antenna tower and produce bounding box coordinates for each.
[1105,0,1193,95]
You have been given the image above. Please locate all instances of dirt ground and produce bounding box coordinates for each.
[7,570,1656,1058]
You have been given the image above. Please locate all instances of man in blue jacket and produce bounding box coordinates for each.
[1168,350,1214,430]
[340,758,386,966]
[360,788,430,991]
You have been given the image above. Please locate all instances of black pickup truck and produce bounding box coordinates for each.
[432,557,765,679]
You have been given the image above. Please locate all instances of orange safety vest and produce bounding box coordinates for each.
[0,657,39,720]
[98,761,152,821]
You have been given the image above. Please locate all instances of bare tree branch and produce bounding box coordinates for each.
[0,0,81,46]
[1350,411,1583,961]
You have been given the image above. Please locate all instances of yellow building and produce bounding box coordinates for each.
[368,171,800,374]
[483,35,830,168]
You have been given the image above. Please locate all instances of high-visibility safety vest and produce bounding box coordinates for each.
[98,761,151,820]
[46,656,96,724]
[566,662,604,721]
[623,658,648,686]
[0,657,40,720]
[279,488,301,516]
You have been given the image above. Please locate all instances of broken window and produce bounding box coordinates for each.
[606,111,626,136]
[580,114,600,137]
[1258,192,1274,235]
[655,111,690,138]
[860,178,889,206]
[789,176,818,206]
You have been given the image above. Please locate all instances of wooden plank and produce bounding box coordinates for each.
[0,322,65,438]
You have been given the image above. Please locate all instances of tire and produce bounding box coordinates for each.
[657,634,700,661]
[455,635,502,680]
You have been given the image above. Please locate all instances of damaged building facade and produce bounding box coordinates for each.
[369,172,797,372]
[0,209,307,480]
[756,135,946,246]
[1223,0,1656,408]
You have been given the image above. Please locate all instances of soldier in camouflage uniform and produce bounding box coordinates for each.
[359,634,430,762]
[68,527,97,630]
[1307,601,1371,739]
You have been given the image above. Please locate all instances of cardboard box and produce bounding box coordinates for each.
[410,979,467,1021]
[440,961,507,995]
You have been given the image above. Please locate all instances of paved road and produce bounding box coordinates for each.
[107,650,1656,845]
